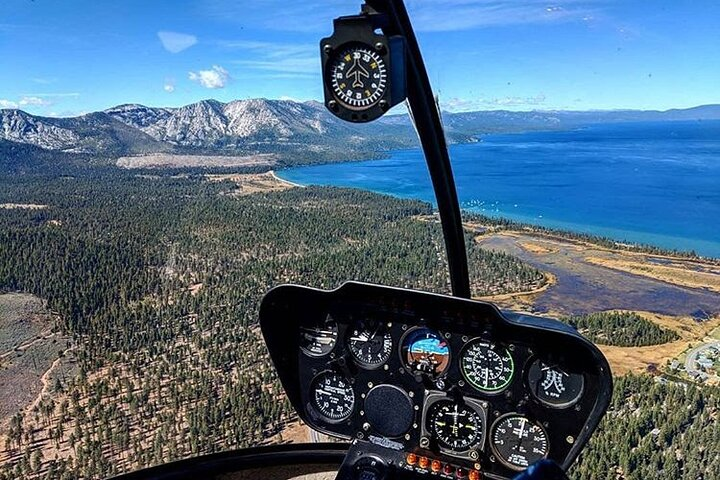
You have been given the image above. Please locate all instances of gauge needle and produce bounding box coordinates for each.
[316,389,333,396]
[518,419,526,439]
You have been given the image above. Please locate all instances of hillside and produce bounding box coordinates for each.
[2,100,718,170]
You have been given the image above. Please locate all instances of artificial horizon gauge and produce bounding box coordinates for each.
[300,314,338,357]
[527,359,585,408]
[310,371,355,422]
[460,339,515,394]
[426,400,484,452]
[490,414,549,471]
[329,44,388,111]
[400,327,450,376]
[346,317,393,368]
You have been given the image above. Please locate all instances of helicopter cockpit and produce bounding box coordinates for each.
[260,281,611,480]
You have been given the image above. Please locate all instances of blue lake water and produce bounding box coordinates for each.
[279,121,720,258]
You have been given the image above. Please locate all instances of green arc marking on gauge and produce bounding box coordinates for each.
[460,339,515,394]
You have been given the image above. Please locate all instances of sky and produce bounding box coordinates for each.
[1,0,718,116]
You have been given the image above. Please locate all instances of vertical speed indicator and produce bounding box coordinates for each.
[329,44,388,110]
[310,371,355,422]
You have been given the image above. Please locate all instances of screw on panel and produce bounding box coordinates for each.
[420,437,430,448]
[328,100,339,112]
[379,100,389,111]
[363,423,371,431]
[323,44,333,54]
[469,450,479,461]
[566,436,575,444]
[368,382,374,388]
[408,391,415,398]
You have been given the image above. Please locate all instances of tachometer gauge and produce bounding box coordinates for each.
[490,415,549,471]
[460,339,514,394]
[427,400,484,452]
[527,359,584,408]
[346,318,393,368]
[310,371,355,422]
[300,314,337,357]
[401,327,450,376]
[329,44,388,110]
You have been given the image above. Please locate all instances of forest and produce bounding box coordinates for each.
[0,167,714,479]
[561,312,681,347]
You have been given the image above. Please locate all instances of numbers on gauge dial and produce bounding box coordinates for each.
[300,314,337,357]
[460,340,514,393]
[427,400,483,451]
[346,318,393,368]
[310,371,355,422]
[490,415,549,471]
[329,45,387,110]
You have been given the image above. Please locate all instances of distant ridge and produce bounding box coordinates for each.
[1,99,718,168]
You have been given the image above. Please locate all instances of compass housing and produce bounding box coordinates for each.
[321,15,406,123]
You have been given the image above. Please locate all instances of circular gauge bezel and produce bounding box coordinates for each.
[309,371,355,423]
[345,318,393,369]
[489,413,549,472]
[399,327,451,377]
[299,314,338,358]
[426,399,484,452]
[327,42,388,111]
[460,339,515,394]
[525,357,585,409]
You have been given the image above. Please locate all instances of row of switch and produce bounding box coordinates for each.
[405,453,482,480]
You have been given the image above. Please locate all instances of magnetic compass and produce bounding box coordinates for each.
[320,16,406,123]
[328,44,388,111]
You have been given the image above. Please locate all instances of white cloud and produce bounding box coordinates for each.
[442,94,547,112]
[0,96,55,109]
[158,31,197,53]
[188,65,231,89]
[405,0,600,31]
[222,40,319,77]
[19,96,53,106]
[164,80,175,93]
[21,92,80,98]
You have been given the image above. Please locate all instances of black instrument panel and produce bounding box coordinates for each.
[260,282,612,480]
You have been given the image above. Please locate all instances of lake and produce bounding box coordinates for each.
[278,121,720,258]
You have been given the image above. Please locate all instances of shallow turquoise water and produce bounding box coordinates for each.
[279,121,720,258]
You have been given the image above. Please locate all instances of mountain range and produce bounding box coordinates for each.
[1,99,719,170]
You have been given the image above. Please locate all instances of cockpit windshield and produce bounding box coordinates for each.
[0,1,718,479]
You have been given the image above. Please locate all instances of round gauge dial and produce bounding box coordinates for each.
[490,415,549,471]
[460,340,514,393]
[300,314,337,357]
[401,328,450,376]
[329,44,388,110]
[427,400,484,451]
[346,318,393,368]
[310,371,355,422]
[527,359,584,408]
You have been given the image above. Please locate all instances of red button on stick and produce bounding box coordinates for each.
[406,453,418,466]
[468,470,481,480]
[419,456,430,469]
[443,464,454,475]
[431,460,442,472]
[456,468,467,478]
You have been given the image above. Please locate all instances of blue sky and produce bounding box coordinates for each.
[1,0,718,116]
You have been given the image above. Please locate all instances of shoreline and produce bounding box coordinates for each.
[269,170,305,189]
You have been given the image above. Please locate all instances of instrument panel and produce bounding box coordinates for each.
[260,282,612,480]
